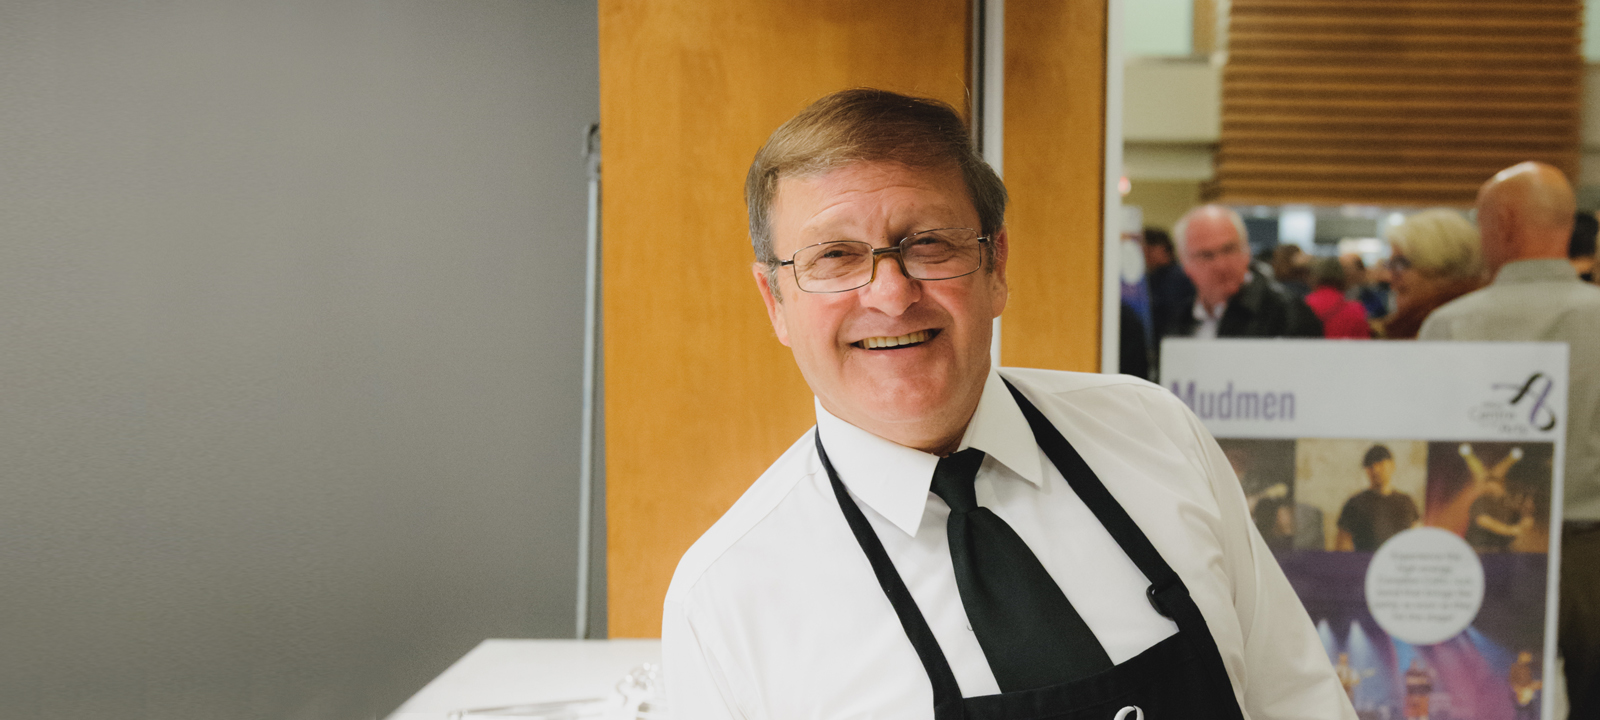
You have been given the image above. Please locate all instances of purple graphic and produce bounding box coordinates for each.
[1278,552,1547,720]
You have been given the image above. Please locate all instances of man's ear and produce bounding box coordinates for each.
[753,262,791,347]
[988,227,1010,317]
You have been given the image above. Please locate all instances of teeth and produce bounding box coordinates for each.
[862,330,931,349]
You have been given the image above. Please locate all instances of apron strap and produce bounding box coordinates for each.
[817,431,966,710]
[1001,380,1192,622]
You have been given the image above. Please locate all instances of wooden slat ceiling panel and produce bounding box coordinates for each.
[1212,0,1581,206]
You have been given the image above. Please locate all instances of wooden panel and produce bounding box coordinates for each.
[1212,0,1581,206]
[1001,0,1108,372]
[600,0,971,638]
[1194,0,1218,55]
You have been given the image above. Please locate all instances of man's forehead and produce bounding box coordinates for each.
[1185,214,1240,247]
[773,162,975,236]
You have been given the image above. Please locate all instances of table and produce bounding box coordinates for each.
[387,639,663,720]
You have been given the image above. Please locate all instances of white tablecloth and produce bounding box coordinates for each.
[387,639,663,720]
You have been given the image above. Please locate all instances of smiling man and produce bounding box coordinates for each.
[662,89,1351,719]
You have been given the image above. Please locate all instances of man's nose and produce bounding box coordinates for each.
[860,251,920,314]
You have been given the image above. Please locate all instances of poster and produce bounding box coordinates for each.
[1161,340,1568,720]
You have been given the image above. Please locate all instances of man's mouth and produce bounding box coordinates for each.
[853,329,937,350]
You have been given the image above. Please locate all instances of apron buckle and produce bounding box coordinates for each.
[1146,582,1187,619]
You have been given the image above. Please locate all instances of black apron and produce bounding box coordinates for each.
[818,380,1248,720]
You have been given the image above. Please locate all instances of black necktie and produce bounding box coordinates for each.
[930,448,1113,691]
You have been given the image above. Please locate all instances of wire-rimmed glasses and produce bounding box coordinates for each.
[778,228,990,294]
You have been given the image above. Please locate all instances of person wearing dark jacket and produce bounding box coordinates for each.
[1155,205,1322,362]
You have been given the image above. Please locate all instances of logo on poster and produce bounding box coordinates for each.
[1470,373,1559,434]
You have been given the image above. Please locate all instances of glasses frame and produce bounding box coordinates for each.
[776,228,991,294]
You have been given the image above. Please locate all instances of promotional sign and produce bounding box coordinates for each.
[1161,340,1568,720]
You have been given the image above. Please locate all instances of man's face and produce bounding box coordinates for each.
[753,162,1008,449]
[1365,458,1395,491]
[1181,213,1251,308]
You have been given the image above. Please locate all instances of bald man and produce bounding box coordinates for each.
[1419,161,1600,717]
[1155,205,1321,367]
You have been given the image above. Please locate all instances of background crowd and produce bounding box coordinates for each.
[1124,166,1600,381]
[1124,159,1600,719]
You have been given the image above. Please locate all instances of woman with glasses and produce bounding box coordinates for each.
[1377,209,1485,339]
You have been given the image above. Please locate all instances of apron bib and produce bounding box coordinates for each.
[819,379,1247,720]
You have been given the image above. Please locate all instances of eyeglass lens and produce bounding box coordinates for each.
[791,229,984,293]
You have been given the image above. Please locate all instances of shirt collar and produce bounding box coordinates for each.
[1493,258,1580,285]
[814,369,1044,537]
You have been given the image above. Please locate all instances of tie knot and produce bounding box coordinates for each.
[929,448,986,514]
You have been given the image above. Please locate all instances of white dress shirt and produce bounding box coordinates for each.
[663,368,1351,720]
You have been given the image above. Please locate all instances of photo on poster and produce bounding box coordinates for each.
[1294,439,1428,553]
[1216,438,1310,552]
[1278,549,1548,720]
[1216,436,1555,720]
[1423,441,1555,555]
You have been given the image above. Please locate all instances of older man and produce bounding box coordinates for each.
[662,89,1351,719]
[1420,161,1600,716]
[1158,205,1322,346]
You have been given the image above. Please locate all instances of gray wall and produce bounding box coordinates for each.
[0,1,599,717]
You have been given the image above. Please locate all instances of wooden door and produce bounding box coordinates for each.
[601,0,1109,637]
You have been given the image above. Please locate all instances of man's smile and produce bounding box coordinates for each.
[852,329,939,350]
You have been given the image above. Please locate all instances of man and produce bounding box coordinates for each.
[1508,650,1543,720]
[1163,205,1323,344]
[1402,658,1432,720]
[1332,653,1373,705]
[663,89,1351,719]
[1419,161,1600,716]
[1334,445,1418,552]
[1572,211,1597,284]
[1143,226,1195,344]
[1460,444,1534,553]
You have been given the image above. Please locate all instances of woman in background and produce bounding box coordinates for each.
[1377,209,1485,339]
[1304,257,1373,339]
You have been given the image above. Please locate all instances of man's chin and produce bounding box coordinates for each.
[825,381,975,439]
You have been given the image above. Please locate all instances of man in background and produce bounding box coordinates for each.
[1572,211,1596,284]
[1335,444,1418,552]
[1162,204,1322,346]
[1420,161,1600,716]
[1143,227,1193,347]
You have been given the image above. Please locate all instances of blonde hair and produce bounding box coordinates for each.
[746,89,1006,274]
[1386,209,1484,280]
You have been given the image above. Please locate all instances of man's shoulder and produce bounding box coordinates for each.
[1340,489,1372,510]
[1225,272,1323,338]
[664,430,821,604]
[1422,273,1600,337]
[998,367,1195,429]
[998,366,1173,402]
[1424,285,1496,323]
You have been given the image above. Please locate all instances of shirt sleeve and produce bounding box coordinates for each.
[662,597,746,720]
[1177,398,1358,720]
